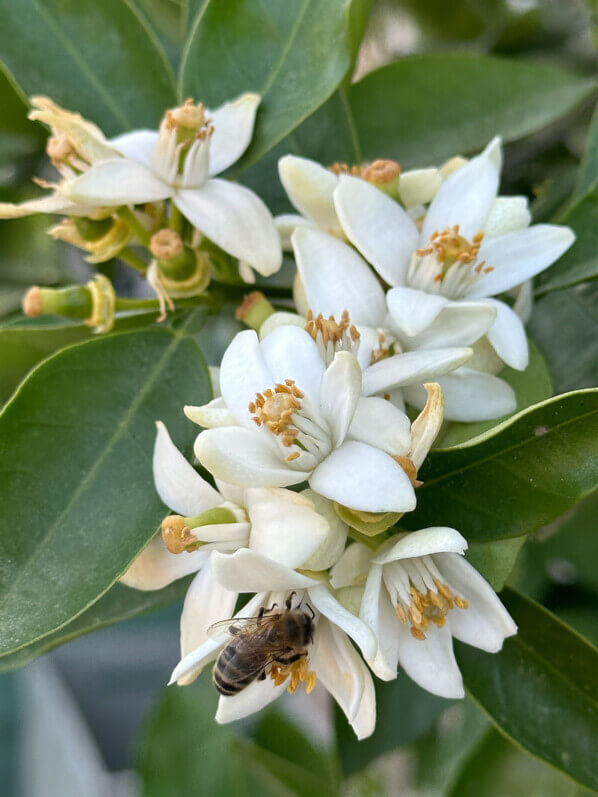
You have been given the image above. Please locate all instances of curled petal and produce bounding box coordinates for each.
[208,92,260,176]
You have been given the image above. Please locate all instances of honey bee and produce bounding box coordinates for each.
[210,593,315,696]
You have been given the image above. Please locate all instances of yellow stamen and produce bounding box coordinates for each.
[304,309,359,347]
[269,656,316,694]
[250,381,304,444]
[398,579,469,641]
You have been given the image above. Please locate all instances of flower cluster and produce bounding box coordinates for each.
[6,92,575,738]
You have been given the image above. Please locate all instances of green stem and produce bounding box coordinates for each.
[117,206,151,246]
[114,291,220,313]
[118,247,149,274]
[169,203,184,235]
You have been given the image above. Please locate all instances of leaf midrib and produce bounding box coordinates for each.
[0,329,184,626]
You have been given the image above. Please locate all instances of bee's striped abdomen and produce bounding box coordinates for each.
[213,642,265,695]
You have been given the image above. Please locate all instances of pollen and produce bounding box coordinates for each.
[416,225,484,268]
[328,161,362,176]
[361,159,401,185]
[304,309,359,347]
[165,99,214,140]
[397,580,468,640]
[270,656,317,694]
[250,380,304,446]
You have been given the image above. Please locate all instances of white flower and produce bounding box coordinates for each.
[62,94,282,277]
[290,228,511,422]
[0,96,118,220]
[121,422,346,683]
[188,325,426,514]
[169,548,377,739]
[275,154,445,248]
[332,138,574,372]
[331,527,517,698]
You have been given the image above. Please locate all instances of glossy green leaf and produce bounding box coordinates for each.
[536,178,598,294]
[450,727,593,797]
[458,588,598,791]
[0,326,210,657]
[405,389,598,542]
[335,674,449,775]
[0,66,44,162]
[466,536,526,591]
[350,54,596,168]
[0,307,205,405]
[180,0,353,170]
[0,0,176,135]
[576,102,598,198]
[0,575,191,671]
[137,680,301,796]
[529,282,598,394]
[525,489,598,598]
[439,340,552,447]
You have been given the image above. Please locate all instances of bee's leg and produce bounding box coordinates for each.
[229,625,241,635]
[256,606,266,625]
[258,670,266,681]
[306,604,315,620]
[274,651,307,665]
[285,592,297,610]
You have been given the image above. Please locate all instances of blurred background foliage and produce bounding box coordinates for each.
[0,0,596,795]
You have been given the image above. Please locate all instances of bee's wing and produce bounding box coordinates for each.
[207,612,283,639]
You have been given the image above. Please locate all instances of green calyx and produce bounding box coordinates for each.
[334,503,402,536]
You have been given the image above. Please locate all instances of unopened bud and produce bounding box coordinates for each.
[236,291,275,331]
[361,159,401,196]
[161,515,199,554]
[334,503,402,536]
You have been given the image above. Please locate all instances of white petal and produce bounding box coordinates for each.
[278,155,340,230]
[309,584,377,660]
[207,92,260,176]
[399,168,442,208]
[211,548,319,592]
[292,228,387,327]
[184,398,237,429]
[0,192,83,218]
[310,440,415,513]
[330,542,372,589]
[334,174,419,286]
[214,479,246,506]
[347,396,411,457]
[300,489,348,571]
[353,325,379,371]
[259,310,306,340]
[360,566,400,680]
[403,368,516,422]
[437,553,517,652]
[110,130,158,168]
[260,324,325,407]
[319,352,362,447]
[483,196,530,237]
[482,298,529,370]
[246,487,329,569]
[362,348,472,395]
[312,619,375,739]
[396,621,464,699]
[275,213,317,248]
[194,427,311,487]
[482,135,503,171]
[178,558,238,684]
[219,329,272,426]
[169,592,268,684]
[153,421,222,515]
[421,155,499,242]
[119,535,207,590]
[386,286,448,336]
[393,302,496,350]
[64,158,172,204]
[374,527,467,565]
[216,678,286,723]
[175,179,282,275]
[467,225,576,299]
